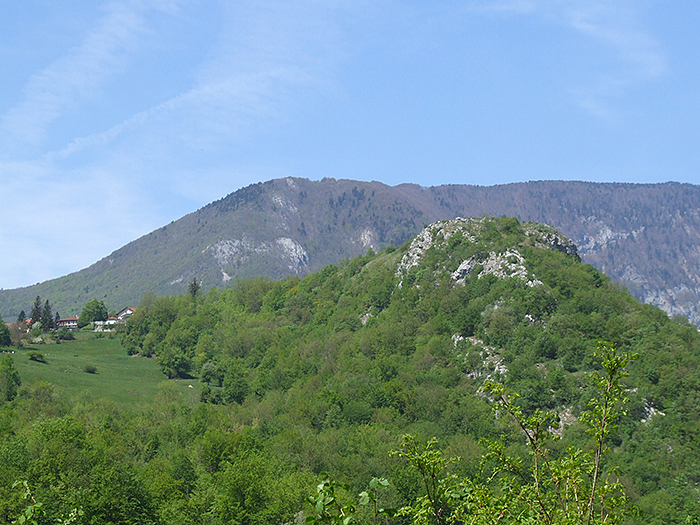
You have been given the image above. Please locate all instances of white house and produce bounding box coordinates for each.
[56,316,79,330]
[116,307,136,321]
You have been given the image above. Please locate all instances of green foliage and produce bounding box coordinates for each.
[29,297,42,329]
[40,300,54,332]
[188,277,201,303]
[0,314,10,348]
[358,477,395,525]
[306,475,356,525]
[2,218,700,523]
[391,342,634,525]
[391,436,456,525]
[306,475,394,525]
[78,299,108,328]
[27,351,45,364]
[0,355,21,401]
[11,481,83,525]
[11,481,44,525]
[480,342,634,524]
[56,327,75,341]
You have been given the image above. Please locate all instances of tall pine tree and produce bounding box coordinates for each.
[41,299,54,332]
[30,296,42,326]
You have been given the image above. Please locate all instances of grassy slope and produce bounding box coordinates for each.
[9,335,198,408]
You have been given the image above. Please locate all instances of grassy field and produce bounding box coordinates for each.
[6,334,200,409]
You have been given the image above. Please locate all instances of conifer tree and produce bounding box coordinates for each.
[30,295,42,325]
[41,299,54,331]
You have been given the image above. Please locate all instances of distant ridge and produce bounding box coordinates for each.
[2,178,699,325]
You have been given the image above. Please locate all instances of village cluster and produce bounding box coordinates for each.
[54,306,136,331]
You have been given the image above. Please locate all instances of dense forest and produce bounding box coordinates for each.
[2,216,700,524]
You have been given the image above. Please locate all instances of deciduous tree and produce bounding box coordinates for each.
[0,314,10,347]
[78,300,108,328]
[0,354,21,401]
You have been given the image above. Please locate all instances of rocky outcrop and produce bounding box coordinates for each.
[397,217,568,289]
[452,250,543,287]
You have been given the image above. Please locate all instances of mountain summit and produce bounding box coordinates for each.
[1,178,699,325]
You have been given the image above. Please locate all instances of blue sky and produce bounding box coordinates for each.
[1,0,698,289]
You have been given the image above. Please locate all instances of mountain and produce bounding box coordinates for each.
[1,178,699,325]
[117,216,700,522]
[4,217,700,522]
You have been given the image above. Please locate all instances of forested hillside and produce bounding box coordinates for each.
[2,178,699,327]
[2,217,700,523]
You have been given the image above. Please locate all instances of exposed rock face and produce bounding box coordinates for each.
[275,237,309,271]
[452,334,508,381]
[396,217,483,278]
[452,250,543,288]
[204,237,308,281]
[204,239,268,268]
[523,223,579,259]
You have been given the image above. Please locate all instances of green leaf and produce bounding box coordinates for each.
[358,492,370,505]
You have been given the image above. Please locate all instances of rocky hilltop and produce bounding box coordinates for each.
[1,178,699,326]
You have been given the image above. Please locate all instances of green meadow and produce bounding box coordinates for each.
[9,334,199,408]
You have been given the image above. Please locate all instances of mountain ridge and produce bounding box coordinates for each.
[2,178,699,325]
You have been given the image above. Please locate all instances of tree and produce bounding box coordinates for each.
[17,310,26,324]
[188,277,201,302]
[30,295,42,325]
[391,342,635,525]
[0,314,10,347]
[78,300,108,328]
[0,354,21,401]
[41,299,54,332]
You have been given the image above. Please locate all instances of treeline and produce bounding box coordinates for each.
[2,217,700,523]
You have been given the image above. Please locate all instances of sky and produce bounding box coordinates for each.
[1,0,698,290]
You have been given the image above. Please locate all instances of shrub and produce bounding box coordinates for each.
[28,351,46,363]
[83,364,98,374]
[56,327,75,341]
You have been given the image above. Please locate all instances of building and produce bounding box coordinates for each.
[56,316,79,330]
[116,307,136,321]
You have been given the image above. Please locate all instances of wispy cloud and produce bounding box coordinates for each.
[468,0,666,116]
[46,65,312,164]
[0,1,347,288]
[0,2,151,154]
[45,1,339,168]
[563,1,666,116]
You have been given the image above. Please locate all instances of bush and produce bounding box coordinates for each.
[28,351,46,363]
[56,327,75,341]
[83,364,98,374]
